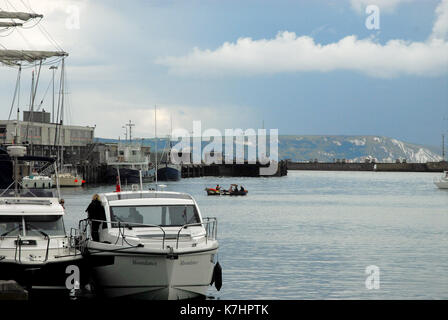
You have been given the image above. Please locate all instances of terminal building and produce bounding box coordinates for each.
[0,110,95,162]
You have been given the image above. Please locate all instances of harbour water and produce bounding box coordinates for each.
[61,171,448,300]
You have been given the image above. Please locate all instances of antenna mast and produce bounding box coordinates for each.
[126,120,135,143]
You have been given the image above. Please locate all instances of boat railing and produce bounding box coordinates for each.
[175,217,218,249]
[67,227,81,257]
[77,217,218,250]
[78,218,167,249]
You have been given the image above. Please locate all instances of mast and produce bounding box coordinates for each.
[169,114,173,163]
[60,59,65,170]
[50,65,58,123]
[443,134,445,161]
[155,105,158,187]
[126,120,135,143]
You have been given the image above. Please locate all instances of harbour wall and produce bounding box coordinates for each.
[287,161,448,172]
[181,160,288,178]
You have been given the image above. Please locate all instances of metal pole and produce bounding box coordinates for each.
[139,169,143,191]
[14,156,19,197]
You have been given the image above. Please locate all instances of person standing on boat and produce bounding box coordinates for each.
[86,194,106,242]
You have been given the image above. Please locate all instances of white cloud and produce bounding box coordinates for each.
[432,0,448,40]
[156,31,448,78]
[156,0,448,78]
[349,0,416,13]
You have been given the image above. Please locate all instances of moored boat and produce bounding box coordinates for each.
[22,174,53,189]
[434,171,448,189]
[52,172,84,187]
[157,163,181,181]
[77,190,220,299]
[0,146,86,294]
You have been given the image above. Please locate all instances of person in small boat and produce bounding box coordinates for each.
[128,207,143,224]
[86,194,107,242]
[240,186,245,192]
[215,185,220,191]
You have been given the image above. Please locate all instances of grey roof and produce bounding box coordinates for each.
[104,192,193,202]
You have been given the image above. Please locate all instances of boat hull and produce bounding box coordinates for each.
[53,176,83,187]
[88,249,217,300]
[0,255,87,290]
[435,180,448,189]
[157,166,181,181]
[105,167,141,184]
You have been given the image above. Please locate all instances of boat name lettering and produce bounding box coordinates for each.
[180,260,198,266]
[132,258,157,266]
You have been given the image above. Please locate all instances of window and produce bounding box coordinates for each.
[25,215,65,236]
[0,216,22,237]
[0,215,65,237]
[110,205,200,227]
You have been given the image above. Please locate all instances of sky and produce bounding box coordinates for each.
[0,0,447,146]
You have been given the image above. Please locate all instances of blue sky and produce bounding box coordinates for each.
[0,0,447,146]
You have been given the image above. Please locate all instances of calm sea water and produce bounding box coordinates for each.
[60,171,448,300]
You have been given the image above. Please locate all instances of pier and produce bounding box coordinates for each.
[287,160,448,172]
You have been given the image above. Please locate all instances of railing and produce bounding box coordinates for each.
[68,228,81,257]
[77,217,218,251]
[175,217,218,249]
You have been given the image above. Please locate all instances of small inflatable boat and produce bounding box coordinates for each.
[205,184,248,196]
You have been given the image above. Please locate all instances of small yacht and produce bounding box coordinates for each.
[0,146,85,293]
[78,190,220,300]
[434,171,448,189]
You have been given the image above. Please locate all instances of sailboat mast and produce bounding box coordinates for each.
[155,105,158,187]
[443,134,445,161]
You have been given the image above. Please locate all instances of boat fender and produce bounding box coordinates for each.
[210,262,222,291]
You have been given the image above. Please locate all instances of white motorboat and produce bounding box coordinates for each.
[0,193,85,291]
[22,175,54,189]
[434,171,448,189]
[0,146,85,292]
[78,190,220,300]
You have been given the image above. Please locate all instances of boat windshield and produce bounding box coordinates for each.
[0,215,65,237]
[110,205,200,227]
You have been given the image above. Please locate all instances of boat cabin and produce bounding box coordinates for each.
[90,191,209,248]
